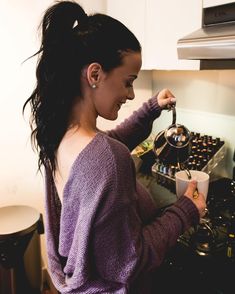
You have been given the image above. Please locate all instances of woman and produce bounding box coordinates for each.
[23,1,206,293]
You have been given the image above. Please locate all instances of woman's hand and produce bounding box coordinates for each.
[156,88,176,109]
[183,180,207,219]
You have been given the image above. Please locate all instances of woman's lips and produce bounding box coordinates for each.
[117,101,126,109]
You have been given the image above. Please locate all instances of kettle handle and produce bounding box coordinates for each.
[169,104,176,125]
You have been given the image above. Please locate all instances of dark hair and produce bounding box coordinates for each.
[23,0,141,174]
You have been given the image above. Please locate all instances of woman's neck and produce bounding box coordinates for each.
[68,97,97,133]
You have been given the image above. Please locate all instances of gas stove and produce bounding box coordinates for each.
[154,177,235,294]
[178,177,235,257]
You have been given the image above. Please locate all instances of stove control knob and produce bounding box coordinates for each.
[227,233,235,259]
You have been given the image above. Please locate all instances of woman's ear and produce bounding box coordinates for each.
[86,63,102,88]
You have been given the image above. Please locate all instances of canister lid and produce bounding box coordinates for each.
[0,205,40,239]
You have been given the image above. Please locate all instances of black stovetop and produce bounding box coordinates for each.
[178,177,235,256]
[155,177,235,294]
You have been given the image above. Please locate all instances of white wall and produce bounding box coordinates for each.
[0,0,51,268]
[0,0,151,273]
[152,70,235,179]
[0,0,107,270]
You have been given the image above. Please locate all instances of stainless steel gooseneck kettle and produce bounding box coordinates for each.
[153,105,191,165]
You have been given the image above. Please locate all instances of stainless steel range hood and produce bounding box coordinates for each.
[177,2,235,69]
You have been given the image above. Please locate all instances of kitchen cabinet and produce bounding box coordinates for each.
[107,0,202,70]
[203,0,235,7]
[79,0,106,14]
[106,1,146,67]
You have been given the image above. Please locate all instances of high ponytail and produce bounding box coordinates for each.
[40,1,87,50]
[23,1,88,173]
[23,1,141,174]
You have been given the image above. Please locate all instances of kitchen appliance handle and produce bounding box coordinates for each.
[167,103,176,125]
[171,104,176,125]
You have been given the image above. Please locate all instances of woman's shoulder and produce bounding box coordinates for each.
[80,132,130,160]
[99,132,131,157]
[71,132,134,174]
[64,132,136,202]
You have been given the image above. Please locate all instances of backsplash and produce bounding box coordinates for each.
[152,70,235,179]
[98,69,235,179]
[97,69,235,178]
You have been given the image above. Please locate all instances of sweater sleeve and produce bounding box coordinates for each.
[88,138,199,288]
[107,95,162,151]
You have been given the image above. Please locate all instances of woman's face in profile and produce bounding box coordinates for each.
[93,52,142,120]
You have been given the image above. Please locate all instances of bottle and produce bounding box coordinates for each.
[196,161,202,171]
[191,145,197,155]
[227,215,235,260]
[227,233,235,259]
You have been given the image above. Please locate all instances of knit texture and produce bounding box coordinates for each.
[44,96,199,294]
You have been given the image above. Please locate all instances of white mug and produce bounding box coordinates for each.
[175,170,209,200]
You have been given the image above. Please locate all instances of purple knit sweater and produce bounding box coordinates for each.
[44,97,199,294]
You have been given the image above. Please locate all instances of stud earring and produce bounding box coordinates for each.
[91,84,97,89]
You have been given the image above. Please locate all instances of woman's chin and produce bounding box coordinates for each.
[102,111,118,121]
[109,115,118,121]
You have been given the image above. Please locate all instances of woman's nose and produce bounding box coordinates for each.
[127,88,135,100]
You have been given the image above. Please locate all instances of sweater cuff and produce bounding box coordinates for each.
[166,196,199,233]
[174,196,200,226]
[148,94,162,120]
